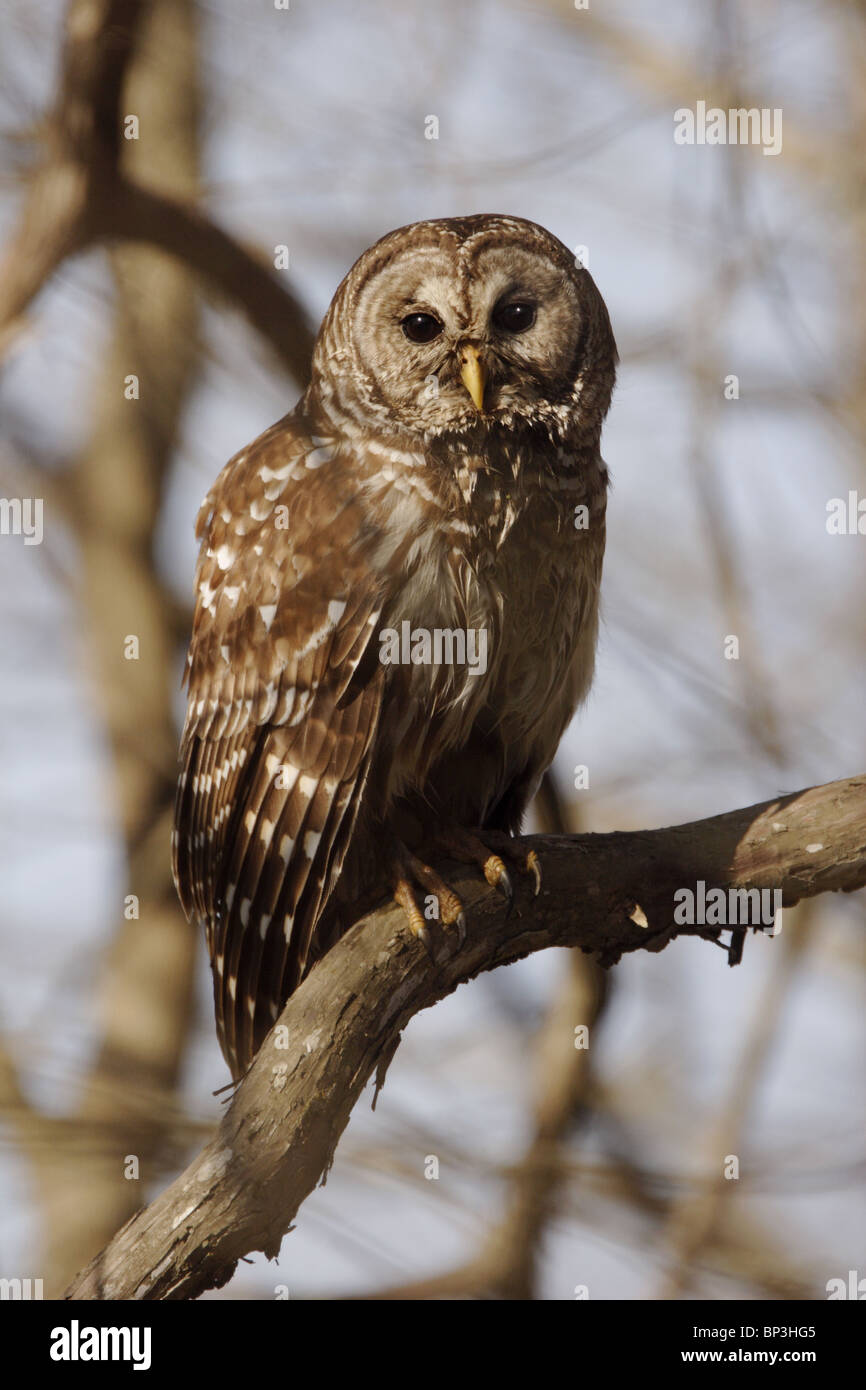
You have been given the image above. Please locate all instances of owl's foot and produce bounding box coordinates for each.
[432,825,542,906]
[388,829,541,958]
[508,841,543,897]
[389,842,467,957]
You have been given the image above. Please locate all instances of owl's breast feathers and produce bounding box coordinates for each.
[369,428,607,733]
[173,412,607,1076]
[389,432,607,819]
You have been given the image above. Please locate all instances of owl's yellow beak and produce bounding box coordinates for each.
[459,344,486,412]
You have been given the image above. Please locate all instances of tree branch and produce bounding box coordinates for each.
[356,782,607,1301]
[0,0,144,343]
[102,176,316,384]
[0,0,315,380]
[65,774,866,1299]
[4,0,206,1295]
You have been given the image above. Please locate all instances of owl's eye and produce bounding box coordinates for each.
[401,312,443,343]
[492,300,536,334]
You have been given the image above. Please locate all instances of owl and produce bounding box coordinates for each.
[173,214,617,1080]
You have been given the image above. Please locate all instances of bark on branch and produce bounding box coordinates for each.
[65,774,866,1300]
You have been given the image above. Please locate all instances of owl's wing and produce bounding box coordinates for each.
[173,417,389,1079]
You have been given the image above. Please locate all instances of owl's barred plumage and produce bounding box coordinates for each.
[172,214,617,1079]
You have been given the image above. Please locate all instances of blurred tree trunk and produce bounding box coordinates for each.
[33,0,202,1294]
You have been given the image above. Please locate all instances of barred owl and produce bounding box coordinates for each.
[173,214,617,1080]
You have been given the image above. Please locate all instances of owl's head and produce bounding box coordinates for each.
[307,214,617,449]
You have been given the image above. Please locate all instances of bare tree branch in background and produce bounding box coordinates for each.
[102,177,315,381]
[0,0,315,379]
[656,897,816,1298]
[13,0,203,1296]
[0,0,144,347]
[0,0,320,1293]
[646,3,807,1296]
[66,775,866,1299]
[540,0,824,177]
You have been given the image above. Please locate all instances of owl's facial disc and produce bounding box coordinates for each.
[340,228,593,439]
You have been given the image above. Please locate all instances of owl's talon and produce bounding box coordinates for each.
[526,851,542,897]
[493,862,514,911]
[482,854,512,901]
[389,842,467,956]
[392,866,431,951]
[483,832,543,898]
[434,824,541,912]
